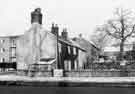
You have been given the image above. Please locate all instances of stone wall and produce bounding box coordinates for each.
[16,69,135,77]
[127,70,135,77]
[64,70,122,77]
[17,70,53,77]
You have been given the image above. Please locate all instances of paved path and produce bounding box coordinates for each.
[0,74,135,83]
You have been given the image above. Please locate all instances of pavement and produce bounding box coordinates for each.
[0,74,135,83]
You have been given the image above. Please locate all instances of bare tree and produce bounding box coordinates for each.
[90,28,109,54]
[98,8,135,61]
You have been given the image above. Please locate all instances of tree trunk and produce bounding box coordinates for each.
[119,39,128,77]
[119,21,125,61]
[119,39,124,61]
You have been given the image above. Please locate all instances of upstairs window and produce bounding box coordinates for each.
[68,46,71,54]
[12,39,16,47]
[73,47,76,55]
[0,58,2,62]
[11,48,16,57]
[11,58,16,62]
[0,48,5,53]
[2,58,5,62]
[0,58,5,62]
[0,40,5,43]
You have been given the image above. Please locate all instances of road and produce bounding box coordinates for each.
[0,87,135,94]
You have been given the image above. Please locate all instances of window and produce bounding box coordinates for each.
[0,58,2,62]
[12,39,14,43]
[0,48,2,53]
[2,48,5,52]
[0,40,5,43]
[0,48,5,53]
[68,46,71,54]
[0,58,5,62]
[11,48,16,57]
[73,47,76,55]
[2,58,5,62]
[12,39,16,47]
[58,44,62,53]
[11,58,16,62]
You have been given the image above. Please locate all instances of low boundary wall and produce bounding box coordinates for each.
[64,70,121,77]
[64,70,135,77]
[16,69,135,77]
[16,70,53,77]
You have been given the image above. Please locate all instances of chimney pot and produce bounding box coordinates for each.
[62,28,68,40]
[51,23,59,36]
[31,8,42,24]
[79,33,82,38]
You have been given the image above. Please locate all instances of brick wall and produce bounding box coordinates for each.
[16,69,135,77]
[17,70,53,77]
[64,70,122,77]
[0,37,10,62]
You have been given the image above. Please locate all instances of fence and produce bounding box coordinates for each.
[16,69,135,77]
[16,70,53,77]
[88,60,135,70]
[64,69,135,77]
[127,70,135,77]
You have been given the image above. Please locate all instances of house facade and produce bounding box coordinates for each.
[72,36,100,69]
[0,8,88,72]
[0,35,20,71]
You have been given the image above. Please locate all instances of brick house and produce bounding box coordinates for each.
[0,35,20,71]
[0,8,102,72]
[16,8,86,71]
[72,35,100,69]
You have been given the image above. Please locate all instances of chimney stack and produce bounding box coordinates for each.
[51,23,55,34]
[31,8,42,24]
[79,33,82,38]
[133,42,135,51]
[51,23,59,36]
[61,28,68,40]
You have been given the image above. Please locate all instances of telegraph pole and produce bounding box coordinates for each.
[55,24,59,69]
[51,23,59,69]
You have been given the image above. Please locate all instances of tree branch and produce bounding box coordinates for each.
[124,24,135,39]
[105,26,121,39]
[108,20,121,33]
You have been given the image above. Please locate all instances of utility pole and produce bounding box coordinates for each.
[55,24,59,69]
[51,23,59,69]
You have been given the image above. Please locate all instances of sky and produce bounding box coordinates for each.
[0,0,135,40]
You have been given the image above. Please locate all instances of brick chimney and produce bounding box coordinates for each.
[31,8,42,24]
[79,33,82,38]
[51,23,55,34]
[51,23,59,36]
[61,28,68,40]
[132,42,135,51]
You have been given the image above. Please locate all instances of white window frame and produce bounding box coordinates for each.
[68,46,71,54]
[2,58,5,62]
[0,48,5,53]
[73,47,76,55]
[0,40,5,43]
[0,58,2,62]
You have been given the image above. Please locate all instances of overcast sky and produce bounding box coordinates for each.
[0,0,135,39]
